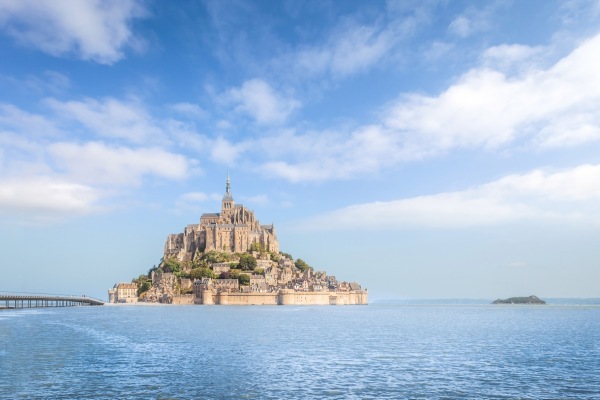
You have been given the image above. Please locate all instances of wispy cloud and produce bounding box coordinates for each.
[303,164,600,230]
[0,177,100,222]
[224,79,300,125]
[253,31,600,182]
[170,102,207,119]
[0,103,63,137]
[48,141,191,186]
[241,194,269,206]
[277,4,427,81]
[0,0,147,64]
[174,191,221,214]
[45,97,164,144]
[447,3,498,38]
[256,125,401,182]
[385,33,600,152]
[0,0,146,64]
[1,70,71,95]
[293,21,398,77]
[0,98,198,222]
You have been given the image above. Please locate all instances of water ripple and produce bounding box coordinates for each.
[1,305,600,399]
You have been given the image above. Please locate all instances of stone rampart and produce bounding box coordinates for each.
[172,295,194,305]
[194,289,368,305]
[217,292,278,305]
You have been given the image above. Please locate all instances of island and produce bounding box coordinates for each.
[108,176,367,306]
[492,295,546,305]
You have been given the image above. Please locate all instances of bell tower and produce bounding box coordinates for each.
[221,174,234,213]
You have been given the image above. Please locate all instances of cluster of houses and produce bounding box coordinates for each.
[108,177,365,304]
[109,253,363,304]
[194,255,362,297]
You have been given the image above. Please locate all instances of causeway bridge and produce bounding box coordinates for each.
[0,292,105,309]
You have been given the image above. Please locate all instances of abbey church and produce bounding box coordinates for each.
[164,176,279,262]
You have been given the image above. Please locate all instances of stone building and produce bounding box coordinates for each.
[108,282,138,303]
[212,263,231,276]
[164,176,279,262]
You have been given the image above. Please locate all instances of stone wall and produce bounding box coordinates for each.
[172,295,194,305]
[194,289,368,306]
[217,292,279,305]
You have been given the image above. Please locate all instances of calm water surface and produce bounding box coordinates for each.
[1,304,599,399]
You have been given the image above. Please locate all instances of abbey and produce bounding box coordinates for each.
[109,175,367,305]
[164,176,279,262]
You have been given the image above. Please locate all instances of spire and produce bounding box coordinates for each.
[222,173,233,203]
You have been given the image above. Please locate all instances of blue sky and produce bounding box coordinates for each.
[2,0,600,301]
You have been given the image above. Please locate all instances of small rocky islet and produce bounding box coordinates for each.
[492,295,546,305]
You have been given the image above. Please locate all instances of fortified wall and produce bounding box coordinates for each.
[109,176,368,305]
[196,288,368,306]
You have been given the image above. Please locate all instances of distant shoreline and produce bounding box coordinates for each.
[372,298,600,306]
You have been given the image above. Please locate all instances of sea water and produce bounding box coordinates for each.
[1,304,599,399]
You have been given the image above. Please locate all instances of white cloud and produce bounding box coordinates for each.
[0,103,62,137]
[280,3,427,80]
[48,141,191,186]
[166,124,248,166]
[304,164,600,230]
[225,79,300,125]
[170,102,206,119]
[0,97,206,223]
[423,41,455,62]
[45,97,164,144]
[216,120,233,130]
[384,32,600,153]
[481,44,544,73]
[296,23,396,77]
[533,113,600,148]
[448,4,495,38]
[0,177,100,221]
[252,32,600,183]
[448,16,472,38]
[328,24,395,75]
[174,191,221,214]
[209,137,248,165]
[0,0,146,64]
[2,70,71,95]
[257,125,403,182]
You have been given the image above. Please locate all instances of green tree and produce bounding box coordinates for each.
[192,258,209,269]
[134,274,152,295]
[147,265,159,278]
[295,258,312,272]
[238,253,257,271]
[177,270,191,279]
[280,251,293,260]
[238,274,250,285]
[162,258,182,274]
[190,267,216,280]
[201,251,232,264]
[139,280,152,295]
[249,241,263,252]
